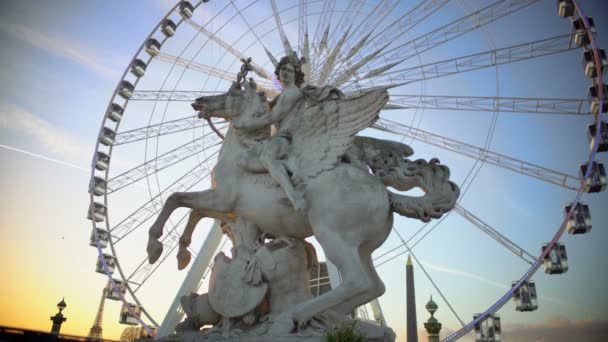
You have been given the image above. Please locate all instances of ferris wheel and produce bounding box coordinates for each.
[87,0,606,341]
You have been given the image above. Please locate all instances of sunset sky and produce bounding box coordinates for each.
[1,1,608,341]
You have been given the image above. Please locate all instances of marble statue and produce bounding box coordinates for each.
[147,53,460,341]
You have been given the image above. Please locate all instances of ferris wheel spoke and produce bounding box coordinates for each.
[366,0,541,71]
[454,204,536,265]
[154,52,272,87]
[346,34,576,89]
[325,0,363,45]
[229,0,272,53]
[129,90,223,102]
[110,162,213,244]
[388,94,590,115]
[330,0,450,81]
[113,115,226,146]
[332,42,392,87]
[311,0,335,57]
[107,138,221,194]
[300,4,311,83]
[183,17,273,80]
[270,0,294,55]
[317,26,351,85]
[373,119,582,191]
[298,0,308,50]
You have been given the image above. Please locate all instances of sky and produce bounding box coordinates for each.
[0,0,607,341]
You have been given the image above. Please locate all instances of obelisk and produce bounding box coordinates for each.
[406,255,418,342]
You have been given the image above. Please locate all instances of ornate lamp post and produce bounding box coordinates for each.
[424,296,442,342]
[50,298,67,336]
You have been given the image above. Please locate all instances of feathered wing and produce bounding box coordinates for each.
[290,89,389,181]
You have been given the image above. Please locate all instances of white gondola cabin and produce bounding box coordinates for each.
[579,162,607,193]
[89,228,109,249]
[89,176,106,196]
[582,49,607,79]
[87,202,106,222]
[474,314,501,342]
[512,280,538,312]
[557,0,575,18]
[95,152,110,171]
[587,122,608,152]
[565,203,592,234]
[145,38,161,57]
[96,254,117,274]
[542,243,568,274]
[119,303,142,325]
[179,1,194,19]
[107,103,124,122]
[161,19,177,37]
[130,59,147,78]
[572,17,596,48]
[118,80,134,99]
[105,279,127,301]
[100,127,116,146]
[588,83,607,118]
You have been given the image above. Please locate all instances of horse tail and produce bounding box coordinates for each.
[387,160,460,222]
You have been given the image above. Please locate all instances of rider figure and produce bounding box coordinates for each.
[233,52,307,211]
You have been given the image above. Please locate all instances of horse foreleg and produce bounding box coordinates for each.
[177,210,205,270]
[148,189,232,265]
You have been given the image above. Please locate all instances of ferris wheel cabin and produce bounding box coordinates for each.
[582,48,607,79]
[565,203,592,234]
[107,103,124,123]
[96,254,117,274]
[579,162,607,193]
[512,281,538,312]
[179,1,194,19]
[161,19,177,37]
[100,127,116,146]
[89,176,107,196]
[588,83,608,118]
[473,313,501,342]
[119,303,143,325]
[587,122,608,152]
[105,279,127,301]
[131,59,147,78]
[541,243,568,274]
[118,80,134,99]
[557,0,575,18]
[95,152,110,171]
[145,39,161,57]
[87,202,106,222]
[572,17,596,48]
[89,228,109,249]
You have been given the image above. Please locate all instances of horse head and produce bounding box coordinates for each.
[192,79,270,128]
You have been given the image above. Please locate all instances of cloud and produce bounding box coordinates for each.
[0,104,93,165]
[0,21,120,80]
[419,259,509,290]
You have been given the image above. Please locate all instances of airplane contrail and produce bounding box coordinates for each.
[0,143,90,172]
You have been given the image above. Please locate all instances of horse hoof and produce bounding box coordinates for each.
[147,240,163,264]
[177,249,192,270]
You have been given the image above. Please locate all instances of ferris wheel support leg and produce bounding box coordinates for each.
[156,220,224,338]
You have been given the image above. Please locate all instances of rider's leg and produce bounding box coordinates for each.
[260,137,306,211]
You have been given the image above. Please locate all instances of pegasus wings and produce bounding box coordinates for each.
[290,89,389,181]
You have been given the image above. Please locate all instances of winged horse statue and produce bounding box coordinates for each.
[146,55,459,332]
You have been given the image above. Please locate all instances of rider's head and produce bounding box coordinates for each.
[275,52,305,87]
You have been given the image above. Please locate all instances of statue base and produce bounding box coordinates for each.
[154,319,395,342]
